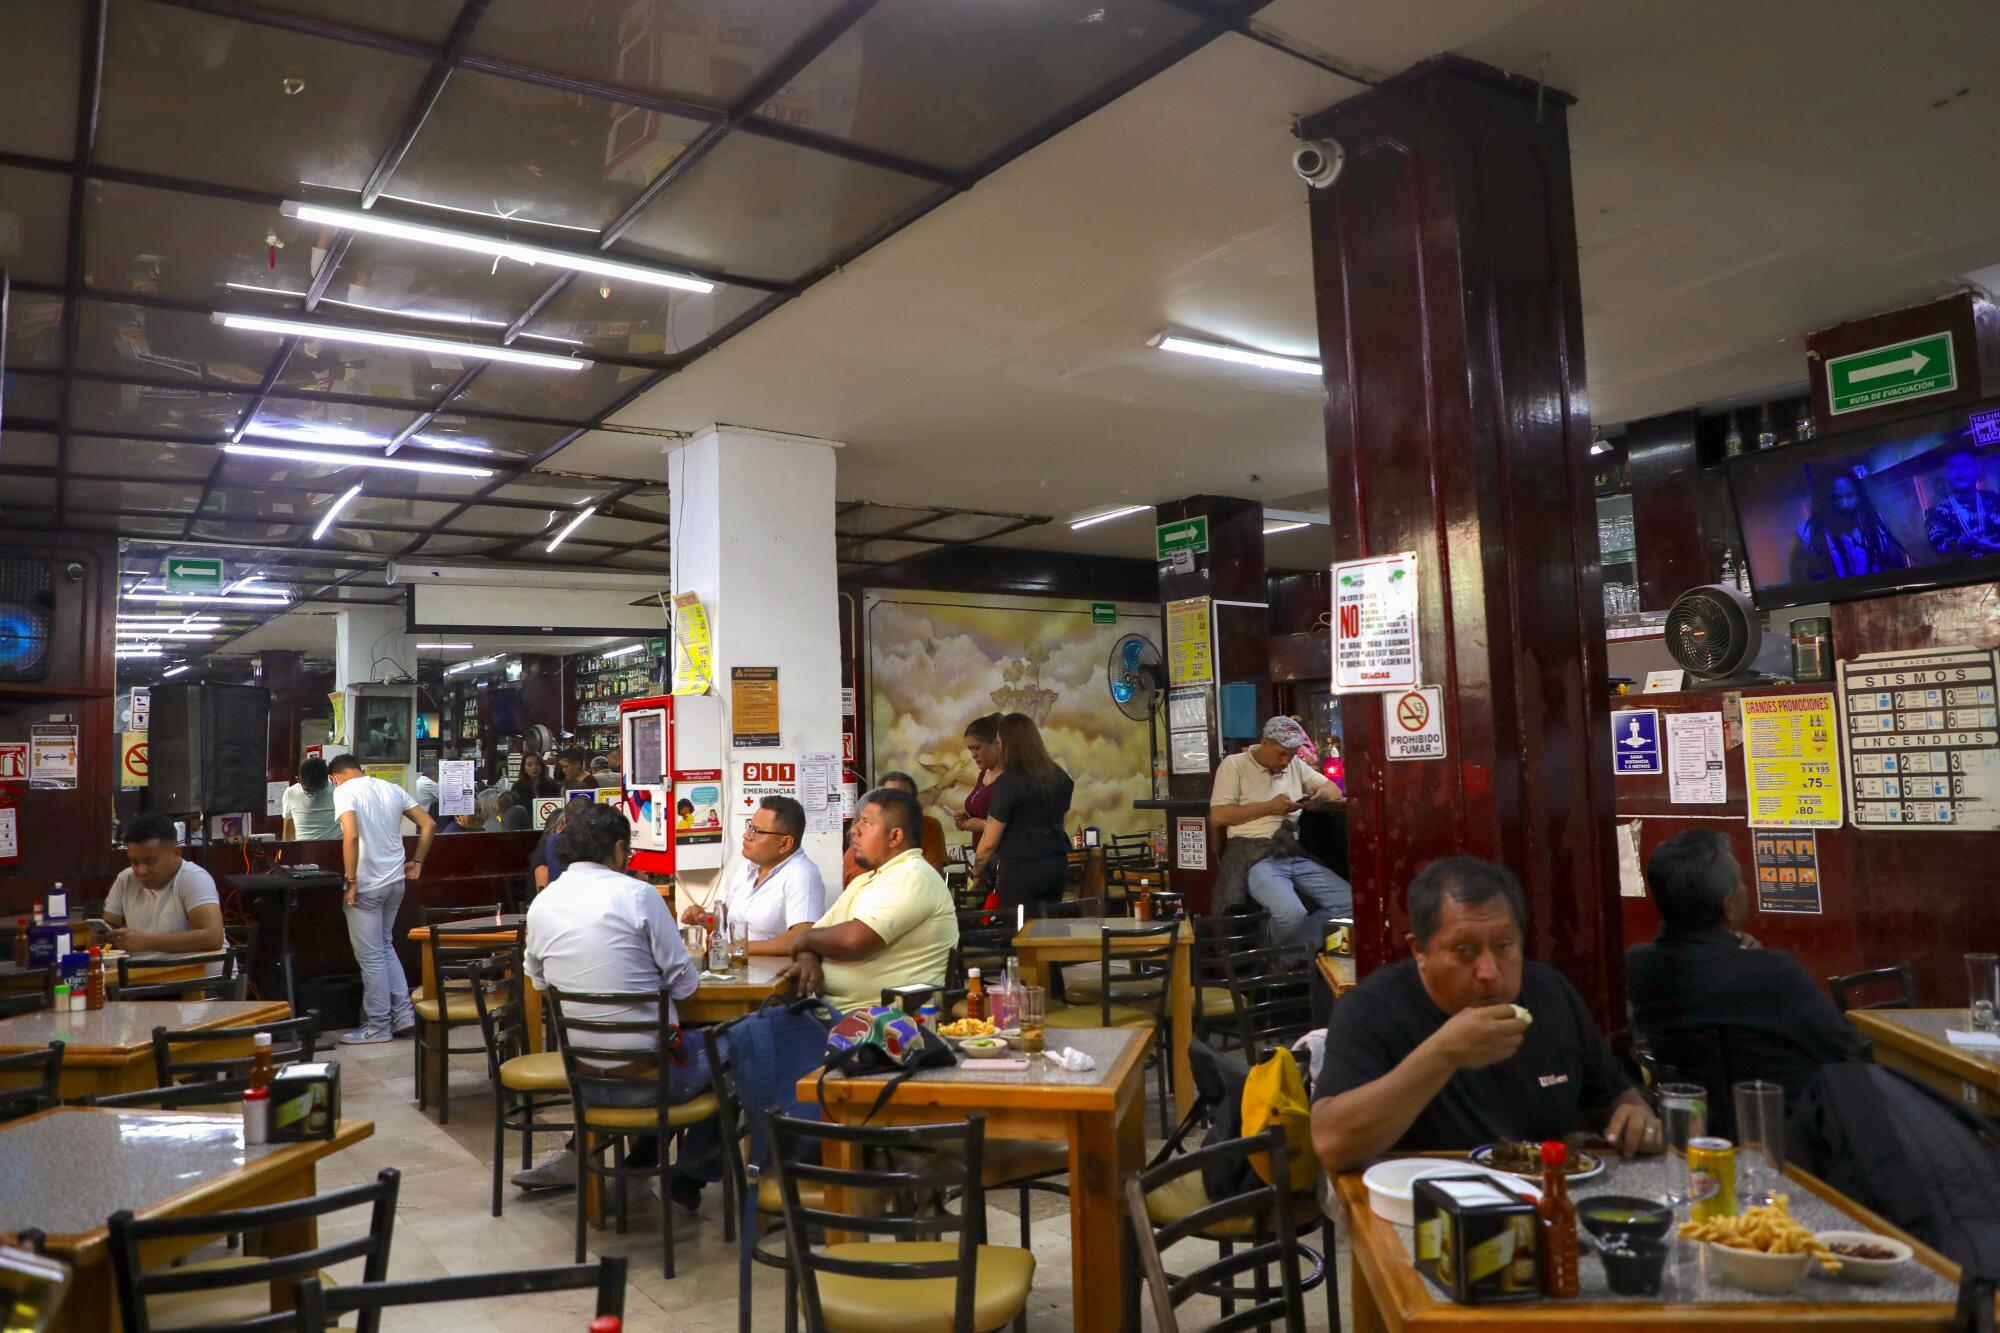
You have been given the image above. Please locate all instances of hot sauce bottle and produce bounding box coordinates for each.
[1537,1140,1579,1298]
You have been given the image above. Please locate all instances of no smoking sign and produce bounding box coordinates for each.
[1384,686,1446,762]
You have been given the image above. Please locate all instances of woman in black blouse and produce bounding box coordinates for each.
[510,751,561,806]
[969,712,1075,916]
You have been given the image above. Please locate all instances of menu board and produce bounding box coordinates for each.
[1838,645,2000,830]
[1740,692,1843,829]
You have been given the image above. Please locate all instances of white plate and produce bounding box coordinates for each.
[1362,1158,1543,1227]
[1469,1142,1607,1184]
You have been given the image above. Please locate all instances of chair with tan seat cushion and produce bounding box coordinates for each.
[1043,920,1181,1135]
[413,919,522,1126]
[770,1109,1034,1333]
[466,953,571,1219]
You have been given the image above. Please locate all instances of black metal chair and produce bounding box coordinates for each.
[1633,1025,1737,1139]
[413,919,520,1123]
[223,921,261,992]
[945,907,1016,1017]
[1188,912,1269,1050]
[90,1077,253,1110]
[768,1110,1035,1333]
[1039,895,1106,920]
[1830,962,1921,1013]
[107,1167,400,1333]
[467,952,573,1217]
[151,1012,320,1086]
[546,983,720,1278]
[113,950,244,1001]
[1125,1126,1309,1333]
[1220,944,1320,1055]
[0,1043,63,1123]
[292,1256,625,1330]
[1045,921,1180,1136]
[0,964,54,1017]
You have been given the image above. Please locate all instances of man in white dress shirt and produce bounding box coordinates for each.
[513,804,705,1195]
[679,795,826,954]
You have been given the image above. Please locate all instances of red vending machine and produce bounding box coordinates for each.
[617,693,674,876]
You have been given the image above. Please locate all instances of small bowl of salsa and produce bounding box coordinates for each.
[1577,1194,1676,1245]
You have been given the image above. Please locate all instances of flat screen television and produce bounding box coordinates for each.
[1726,394,2000,609]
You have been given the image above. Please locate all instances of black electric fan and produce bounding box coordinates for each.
[1107,632,1167,783]
[1664,584,1775,683]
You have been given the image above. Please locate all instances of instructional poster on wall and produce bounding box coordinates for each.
[1666,711,1728,804]
[1175,816,1208,871]
[1169,726,1210,777]
[673,770,724,845]
[1167,685,1209,733]
[1166,597,1214,686]
[0,805,16,862]
[729,666,781,748]
[1740,692,1844,828]
[798,751,842,837]
[672,592,714,695]
[1332,552,1420,693]
[438,760,476,817]
[1752,831,1823,914]
[1838,645,2000,829]
[28,724,77,790]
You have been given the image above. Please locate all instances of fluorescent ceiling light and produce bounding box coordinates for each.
[546,506,597,553]
[225,282,583,345]
[224,442,493,479]
[117,630,215,640]
[213,312,589,372]
[119,615,223,625]
[1155,333,1320,377]
[603,643,644,658]
[281,201,714,294]
[445,662,475,675]
[1263,521,1309,535]
[416,642,474,650]
[123,591,291,606]
[242,423,392,449]
[116,648,163,658]
[162,665,191,677]
[1069,504,1148,531]
[312,484,363,542]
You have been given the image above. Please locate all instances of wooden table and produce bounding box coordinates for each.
[0,1000,292,1099]
[0,1106,372,1332]
[406,916,525,1107]
[1850,1008,2000,1116]
[680,955,790,1024]
[807,1026,1149,1333]
[1336,1154,1963,1330]
[1013,915,1195,1120]
[1317,951,1358,997]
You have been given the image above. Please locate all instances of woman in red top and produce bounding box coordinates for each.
[953,713,1003,904]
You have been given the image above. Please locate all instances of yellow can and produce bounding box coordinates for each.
[1687,1136,1737,1222]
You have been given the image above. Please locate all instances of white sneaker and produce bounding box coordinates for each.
[338,1027,392,1045]
[511,1149,578,1192]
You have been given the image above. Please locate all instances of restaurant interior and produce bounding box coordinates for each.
[4,0,2000,1329]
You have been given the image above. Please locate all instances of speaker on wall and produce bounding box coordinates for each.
[150,683,270,815]
[0,554,53,682]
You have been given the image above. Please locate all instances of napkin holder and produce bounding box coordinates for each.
[1412,1174,1540,1305]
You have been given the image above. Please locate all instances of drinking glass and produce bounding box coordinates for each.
[1017,985,1046,1056]
[1967,953,1999,1031]
[728,918,750,972]
[1732,1080,1786,1206]
[1655,1082,1707,1205]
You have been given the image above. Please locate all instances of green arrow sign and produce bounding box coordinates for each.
[1155,516,1210,561]
[165,557,223,594]
[1091,602,1117,625]
[1826,333,1956,416]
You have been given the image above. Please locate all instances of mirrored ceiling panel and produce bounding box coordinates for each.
[254,0,465,43]
[68,435,219,481]
[1,477,56,518]
[0,431,60,470]
[0,1,80,159]
[267,335,462,405]
[469,0,842,109]
[98,2,430,196]
[613,131,941,284]
[446,358,651,422]
[4,293,65,370]
[189,517,311,544]
[0,166,69,285]
[407,413,567,461]
[75,301,284,389]
[488,473,612,506]
[3,373,62,423]
[64,478,207,515]
[341,495,461,528]
[320,232,558,330]
[83,179,317,306]
[445,504,565,538]
[245,396,425,447]
[520,273,765,356]
[72,381,252,437]
[387,70,706,233]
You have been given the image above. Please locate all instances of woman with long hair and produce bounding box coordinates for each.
[511,750,561,804]
[969,712,1076,915]
[1790,470,1910,583]
[951,713,1003,838]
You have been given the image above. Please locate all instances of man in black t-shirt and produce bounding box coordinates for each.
[1311,856,1663,1173]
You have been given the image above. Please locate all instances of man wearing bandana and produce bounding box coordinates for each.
[1924,451,2000,557]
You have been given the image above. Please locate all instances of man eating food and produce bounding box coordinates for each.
[1310,856,1661,1173]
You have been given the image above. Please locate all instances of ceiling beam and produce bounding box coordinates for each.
[52,0,107,533]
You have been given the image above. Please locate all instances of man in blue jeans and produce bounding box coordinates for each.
[1210,716,1350,957]
[329,753,435,1044]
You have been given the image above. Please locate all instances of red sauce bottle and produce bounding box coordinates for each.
[1537,1140,1579,1298]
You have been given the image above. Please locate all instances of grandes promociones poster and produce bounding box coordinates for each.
[1741,692,1844,829]
[1331,553,1420,693]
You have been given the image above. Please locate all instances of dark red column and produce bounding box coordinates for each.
[1303,57,1621,1025]
[260,651,303,785]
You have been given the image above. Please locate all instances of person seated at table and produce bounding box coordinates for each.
[512,804,705,1194]
[783,786,958,1012]
[103,813,227,959]
[1627,829,1864,1105]
[511,750,562,804]
[878,770,949,871]
[532,795,596,892]
[679,795,826,956]
[1310,856,1662,1173]
[556,747,593,791]
[590,754,617,787]
[1210,715,1349,957]
[495,791,533,831]
[280,756,337,841]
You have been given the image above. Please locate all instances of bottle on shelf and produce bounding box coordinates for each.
[964,968,986,1023]
[85,947,105,1011]
[1536,1140,1579,1298]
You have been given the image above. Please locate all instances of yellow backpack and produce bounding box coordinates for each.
[1240,1045,1318,1194]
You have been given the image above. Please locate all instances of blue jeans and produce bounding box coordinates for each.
[343,879,414,1035]
[1246,856,1352,957]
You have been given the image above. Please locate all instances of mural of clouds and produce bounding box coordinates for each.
[864,591,1162,851]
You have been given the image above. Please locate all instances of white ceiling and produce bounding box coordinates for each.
[220,607,633,660]
[587,0,2000,571]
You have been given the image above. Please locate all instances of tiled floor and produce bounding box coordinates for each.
[304,1039,1351,1330]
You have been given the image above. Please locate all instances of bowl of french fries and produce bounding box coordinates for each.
[1678,1196,1838,1293]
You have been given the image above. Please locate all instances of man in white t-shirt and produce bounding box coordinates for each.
[1210,716,1349,957]
[103,814,225,972]
[678,795,825,955]
[329,753,436,1044]
[280,756,338,841]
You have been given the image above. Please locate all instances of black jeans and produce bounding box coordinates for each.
[994,853,1068,916]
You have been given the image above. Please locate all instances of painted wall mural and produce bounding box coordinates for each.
[863,590,1162,848]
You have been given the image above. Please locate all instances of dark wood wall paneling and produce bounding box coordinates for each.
[1624,411,1710,607]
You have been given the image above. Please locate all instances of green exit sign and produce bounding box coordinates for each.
[1091,602,1117,625]
[1826,333,1957,416]
[1155,516,1209,562]
[165,557,223,594]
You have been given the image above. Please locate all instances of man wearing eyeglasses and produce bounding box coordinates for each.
[679,795,826,955]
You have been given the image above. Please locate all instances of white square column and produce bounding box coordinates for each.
[669,425,843,898]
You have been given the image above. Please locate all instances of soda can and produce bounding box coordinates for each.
[1687,1136,1737,1222]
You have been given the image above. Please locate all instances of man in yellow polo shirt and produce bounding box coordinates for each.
[783,785,958,1011]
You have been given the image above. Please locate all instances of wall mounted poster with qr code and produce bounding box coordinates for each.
[1837,645,2000,830]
